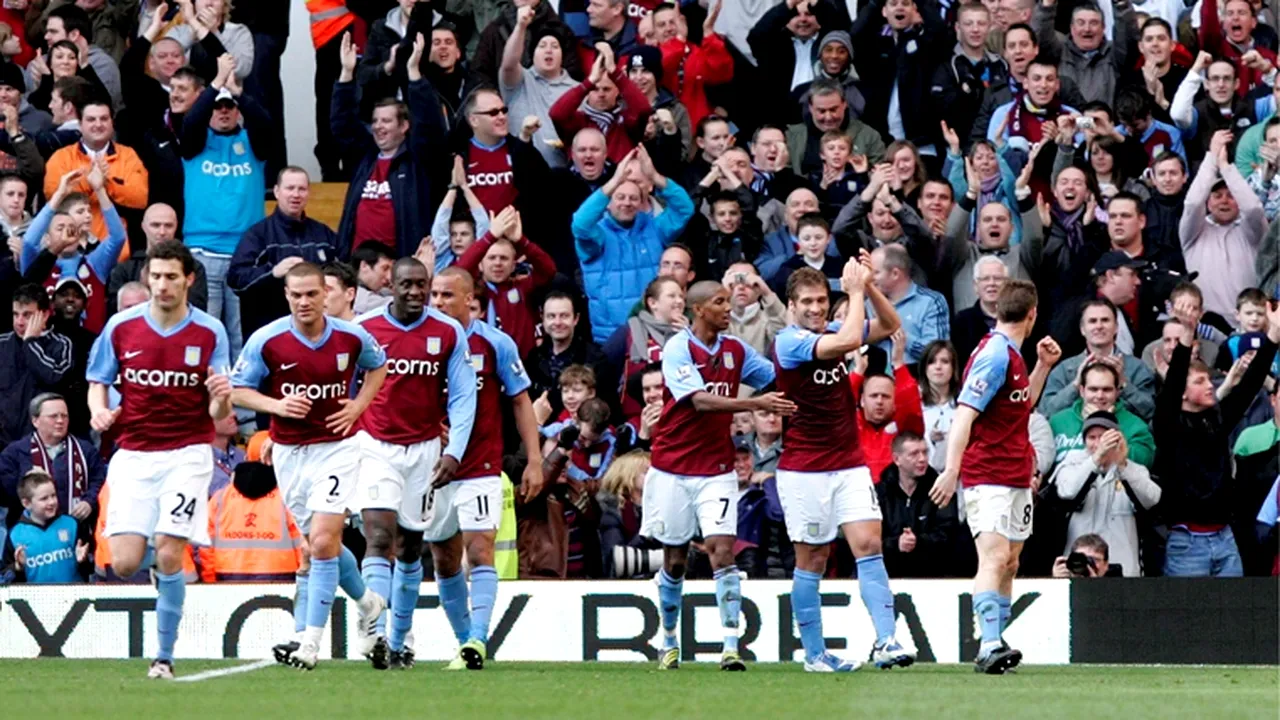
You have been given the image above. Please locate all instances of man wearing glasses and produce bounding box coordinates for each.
[458,87,554,242]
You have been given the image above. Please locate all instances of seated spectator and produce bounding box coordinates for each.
[725,262,785,356]
[1051,532,1121,577]
[598,450,660,577]
[1231,384,1280,575]
[1047,361,1156,467]
[42,98,147,256]
[573,146,693,343]
[0,392,104,529]
[1179,130,1266,323]
[550,43,651,163]
[919,340,959,473]
[1155,299,1280,577]
[108,204,209,317]
[430,158,491,272]
[870,245,949,365]
[1039,299,1157,421]
[785,78,885,177]
[208,411,245,499]
[603,275,684,419]
[351,241,395,314]
[768,213,843,295]
[952,256,1008,368]
[2,469,89,583]
[228,168,339,339]
[850,330,926,481]
[526,291,608,402]
[877,432,959,578]
[457,207,557,357]
[198,461,302,583]
[742,406,782,478]
[23,166,126,333]
[164,0,254,83]
[334,31,446,259]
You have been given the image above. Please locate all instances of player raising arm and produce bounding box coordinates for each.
[230,262,389,671]
[929,279,1062,674]
[773,259,916,672]
[428,267,543,670]
[85,241,231,680]
[647,280,796,672]
[354,257,477,670]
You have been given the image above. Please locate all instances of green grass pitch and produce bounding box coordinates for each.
[1,660,1275,719]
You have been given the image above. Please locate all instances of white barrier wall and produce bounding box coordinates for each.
[0,580,1070,663]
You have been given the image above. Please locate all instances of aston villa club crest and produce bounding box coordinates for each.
[58,529,70,542]
[184,346,201,367]
[427,337,441,355]
[471,354,485,372]
[723,353,734,370]
[337,353,350,371]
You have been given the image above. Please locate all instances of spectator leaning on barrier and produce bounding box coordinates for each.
[877,432,960,578]
[1050,410,1163,577]
[1155,295,1280,577]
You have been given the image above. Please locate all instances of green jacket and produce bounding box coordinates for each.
[1048,398,1156,468]
[785,119,886,176]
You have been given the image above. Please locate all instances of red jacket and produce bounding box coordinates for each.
[457,232,557,357]
[549,68,653,163]
[658,33,734,131]
[849,365,926,482]
[1200,0,1278,98]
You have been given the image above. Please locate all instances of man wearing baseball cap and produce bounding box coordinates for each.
[48,278,95,437]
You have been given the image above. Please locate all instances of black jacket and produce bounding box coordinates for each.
[0,331,72,446]
[851,0,950,149]
[49,317,96,439]
[931,47,1010,152]
[747,0,849,127]
[546,163,614,276]
[952,302,996,369]
[969,75,1088,146]
[684,184,763,281]
[1143,189,1187,261]
[525,334,609,405]
[1154,339,1278,528]
[877,464,960,578]
[333,77,447,259]
[228,209,343,339]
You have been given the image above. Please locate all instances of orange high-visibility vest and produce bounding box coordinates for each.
[94,483,198,582]
[307,0,355,49]
[198,484,303,583]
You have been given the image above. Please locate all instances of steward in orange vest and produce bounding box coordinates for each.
[198,461,303,583]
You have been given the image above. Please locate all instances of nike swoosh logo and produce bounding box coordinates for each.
[123,350,142,359]
[1013,375,1021,380]
[280,363,298,371]
[158,141,170,148]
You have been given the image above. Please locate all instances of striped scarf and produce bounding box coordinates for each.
[30,435,88,509]
[582,103,623,134]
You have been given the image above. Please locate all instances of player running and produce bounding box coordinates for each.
[85,241,232,680]
[429,267,544,670]
[230,262,390,671]
[929,279,1061,674]
[774,261,916,672]
[647,280,795,671]
[355,257,476,670]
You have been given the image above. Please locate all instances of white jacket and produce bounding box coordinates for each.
[1051,449,1163,577]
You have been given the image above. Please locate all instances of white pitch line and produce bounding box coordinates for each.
[175,658,277,683]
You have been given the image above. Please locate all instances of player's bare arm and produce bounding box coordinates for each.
[1028,337,1063,407]
[326,365,388,435]
[931,405,979,506]
[205,366,233,420]
[231,387,312,419]
[690,390,797,416]
[511,391,545,500]
[815,258,868,360]
[87,383,120,432]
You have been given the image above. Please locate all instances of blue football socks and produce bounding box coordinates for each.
[293,570,309,634]
[657,568,683,650]
[389,560,423,652]
[306,556,340,632]
[360,555,392,635]
[713,566,742,653]
[855,555,897,643]
[998,594,1012,635]
[437,570,472,645]
[155,569,185,663]
[468,566,498,644]
[791,569,824,662]
[974,590,1003,656]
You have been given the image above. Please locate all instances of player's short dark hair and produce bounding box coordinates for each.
[892,431,925,454]
[1106,191,1144,214]
[559,364,597,391]
[12,283,50,311]
[171,65,206,89]
[1237,287,1268,309]
[285,261,325,285]
[785,266,830,302]
[373,97,409,124]
[48,4,92,39]
[577,397,611,430]
[642,274,681,312]
[352,241,395,269]
[1005,22,1036,42]
[1080,360,1120,388]
[796,212,829,236]
[57,192,88,212]
[1080,297,1118,322]
[696,113,729,139]
[462,86,502,118]
[1071,533,1110,560]
[147,240,197,276]
[995,279,1038,322]
[17,468,54,501]
[322,261,357,290]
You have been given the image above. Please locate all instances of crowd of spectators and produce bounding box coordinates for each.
[1,0,1279,584]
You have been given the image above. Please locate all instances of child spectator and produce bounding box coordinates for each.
[1217,288,1280,381]
[430,156,491,272]
[537,364,598,449]
[724,262,786,355]
[616,362,663,454]
[456,206,557,357]
[810,131,865,219]
[690,189,762,283]
[768,213,843,296]
[3,469,88,583]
